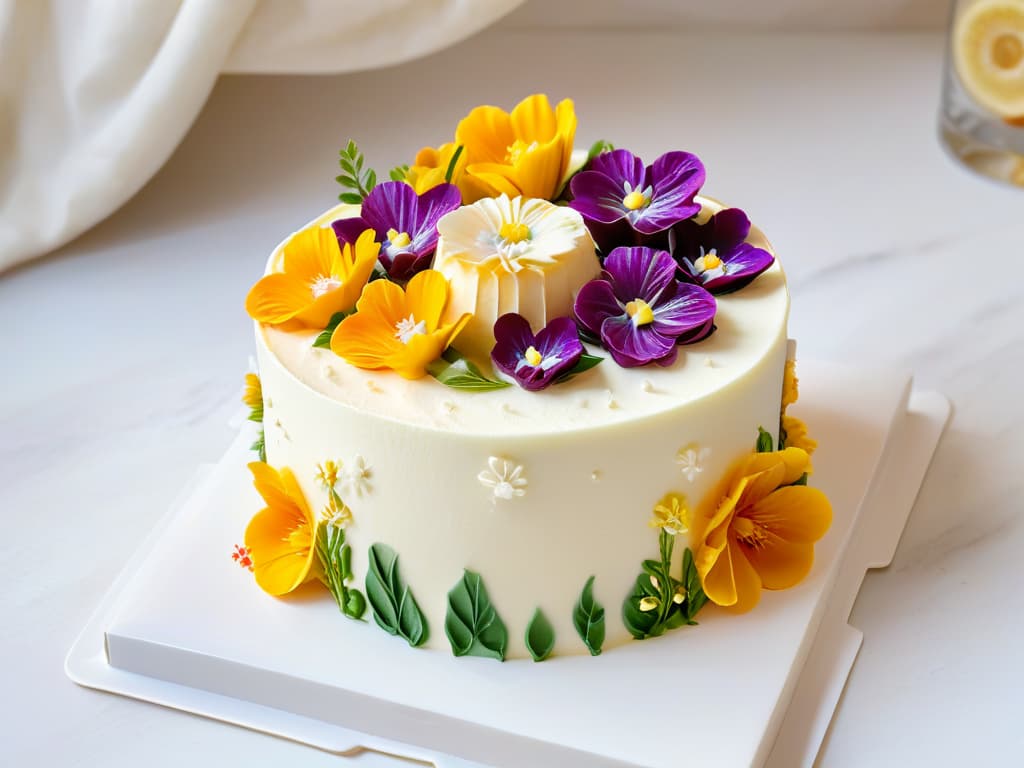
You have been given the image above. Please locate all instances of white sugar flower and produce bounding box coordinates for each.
[676,444,711,483]
[477,456,528,502]
[338,455,372,497]
[432,194,600,356]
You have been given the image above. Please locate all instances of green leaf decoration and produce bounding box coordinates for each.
[573,576,605,656]
[427,350,510,391]
[756,426,775,453]
[444,145,464,183]
[312,309,355,349]
[586,139,615,164]
[623,531,710,638]
[524,607,556,662]
[553,353,604,385]
[315,524,366,621]
[247,403,264,423]
[577,326,602,347]
[250,430,266,462]
[682,547,708,622]
[365,543,428,647]
[336,140,378,203]
[444,569,508,661]
[389,164,410,182]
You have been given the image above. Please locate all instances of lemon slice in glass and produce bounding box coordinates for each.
[954,0,1024,117]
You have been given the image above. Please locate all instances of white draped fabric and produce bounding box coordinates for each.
[0,0,944,273]
[0,0,522,273]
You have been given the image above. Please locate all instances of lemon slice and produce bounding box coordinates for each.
[954,0,1024,117]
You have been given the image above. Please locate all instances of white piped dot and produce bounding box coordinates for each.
[591,470,602,482]
[704,357,715,368]
[366,380,382,393]
[605,390,619,410]
[441,400,457,414]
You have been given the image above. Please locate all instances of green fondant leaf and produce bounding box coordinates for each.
[427,351,510,391]
[444,145,464,183]
[524,607,556,662]
[682,548,708,622]
[572,576,605,656]
[344,588,366,619]
[250,430,266,462]
[365,543,428,647]
[586,139,615,163]
[622,593,659,640]
[315,524,366,621]
[756,426,774,453]
[398,587,426,648]
[312,310,355,349]
[247,403,264,423]
[337,139,378,202]
[444,569,507,661]
[553,353,604,385]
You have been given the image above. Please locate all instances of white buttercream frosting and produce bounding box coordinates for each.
[255,197,790,657]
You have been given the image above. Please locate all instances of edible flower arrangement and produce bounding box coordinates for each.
[245,93,776,392]
[235,94,830,662]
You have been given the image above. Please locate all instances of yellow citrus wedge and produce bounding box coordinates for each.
[954,0,1024,117]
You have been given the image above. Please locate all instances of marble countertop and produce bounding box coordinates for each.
[3,27,1022,767]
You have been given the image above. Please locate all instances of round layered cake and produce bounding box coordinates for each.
[254,198,790,658]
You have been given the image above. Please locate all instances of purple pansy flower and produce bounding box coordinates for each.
[671,208,775,294]
[569,149,705,250]
[332,181,461,282]
[574,247,716,368]
[491,314,584,391]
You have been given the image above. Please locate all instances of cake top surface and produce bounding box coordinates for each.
[259,199,789,437]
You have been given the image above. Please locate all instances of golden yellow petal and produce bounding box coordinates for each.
[355,275,408,326]
[742,534,815,592]
[510,135,566,199]
[405,269,449,332]
[746,485,833,544]
[736,463,786,511]
[456,105,514,164]
[281,226,339,283]
[509,93,557,143]
[249,461,299,512]
[461,162,524,199]
[723,536,764,613]
[330,308,403,369]
[245,506,315,596]
[553,97,577,185]
[245,273,311,325]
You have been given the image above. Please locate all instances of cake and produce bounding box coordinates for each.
[237,94,831,661]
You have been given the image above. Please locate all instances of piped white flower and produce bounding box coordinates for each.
[339,455,372,498]
[676,444,711,483]
[478,456,528,502]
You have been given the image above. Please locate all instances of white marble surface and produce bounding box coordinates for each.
[3,26,1022,768]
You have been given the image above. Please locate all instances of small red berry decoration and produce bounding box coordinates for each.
[232,544,254,572]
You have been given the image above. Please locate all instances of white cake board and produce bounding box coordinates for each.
[66,361,949,768]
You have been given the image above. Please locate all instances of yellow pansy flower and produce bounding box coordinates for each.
[245,462,321,596]
[694,447,832,613]
[407,94,577,204]
[330,269,470,380]
[246,228,379,330]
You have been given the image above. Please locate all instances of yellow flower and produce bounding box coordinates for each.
[330,269,470,379]
[780,357,816,458]
[456,94,577,202]
[321,495,353,529]
[649,492,690,535]
[244,462,321,596]
[405,142,481,197]
[409,95,577,204]
[242,372,262,410]
[314,460,340,489]
[781,359,799,410]
[246,227,379,330]
[782,414,818,454]
[694,447,832,613]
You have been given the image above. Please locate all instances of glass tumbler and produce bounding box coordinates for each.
[940,0,1024,186]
